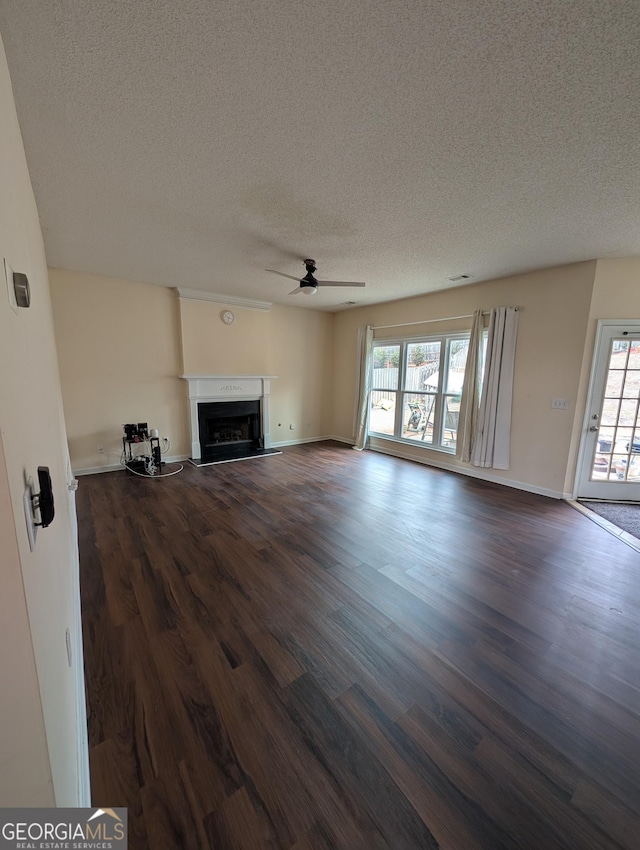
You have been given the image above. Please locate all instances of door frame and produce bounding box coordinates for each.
[575,318,640,499]
[68,478,91,806]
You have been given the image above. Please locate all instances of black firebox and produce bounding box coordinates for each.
[197,400,263,463]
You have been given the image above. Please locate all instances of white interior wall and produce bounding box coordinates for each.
[0,34,83,805]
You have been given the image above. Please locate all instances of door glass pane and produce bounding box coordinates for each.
[592,338,640,481]
[595,425,613,478]
[605,371,624,398]
[370,391,396,435]
[402,393,436,443]
[617,426,633,447]
[619,399,638,425]
[597,425,614,448]
[609,455,627,480]
[609,340,629,368]
[629,340,640,367]
[623,371,640,398]
[601,398,621,426]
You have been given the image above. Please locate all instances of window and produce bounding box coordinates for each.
[369,334,471,452]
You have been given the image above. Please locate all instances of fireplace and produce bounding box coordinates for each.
[181,375,279,465]
[198,400,262,462]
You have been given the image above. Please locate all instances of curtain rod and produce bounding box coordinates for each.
[373,307,518,331]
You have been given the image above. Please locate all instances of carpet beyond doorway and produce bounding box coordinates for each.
[578,500,640,540]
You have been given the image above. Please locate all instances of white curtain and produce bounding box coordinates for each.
[456,309,484,463]
[471,306,519,469]
[352,325,373,451]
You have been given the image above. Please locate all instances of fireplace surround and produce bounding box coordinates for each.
[181,375,277,464]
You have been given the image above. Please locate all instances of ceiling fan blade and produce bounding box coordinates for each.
[316,280,366,287]
[288,286,303,295]
[266,269,302,282]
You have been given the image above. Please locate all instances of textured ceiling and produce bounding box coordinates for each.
[1,0,639,310]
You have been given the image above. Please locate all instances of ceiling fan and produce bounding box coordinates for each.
[266,259,366,296]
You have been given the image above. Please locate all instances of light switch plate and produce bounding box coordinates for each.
[551,398,569,410]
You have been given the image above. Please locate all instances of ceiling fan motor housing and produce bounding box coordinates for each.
[301,259,318,292]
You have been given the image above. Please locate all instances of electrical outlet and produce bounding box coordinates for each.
[97,444,105,454]
[551,398,569,410]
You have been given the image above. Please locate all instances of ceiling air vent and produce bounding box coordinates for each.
[447,274,473,282]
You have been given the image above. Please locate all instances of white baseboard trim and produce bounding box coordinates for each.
[271,435,354,448]
[74,439,357,471]
[75,442,563,500]
[74,454,189,476]
[327,435,356,446]
[368,441,565,500]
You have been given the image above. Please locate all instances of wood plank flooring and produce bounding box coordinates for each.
[77,442,640,849]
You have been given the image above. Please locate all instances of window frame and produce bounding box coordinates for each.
[369,332,471,453]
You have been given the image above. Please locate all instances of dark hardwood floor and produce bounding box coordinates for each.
[77,441,640,849]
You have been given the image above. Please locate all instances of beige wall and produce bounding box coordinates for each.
[50,279,335,471]
[180,297,272,375]
[566,258,640,494]
[268,304,334,443]
[0,35,80,804]
[179,298,333,442]
[590,258,640,318]
[50,271,190,470]
[333,262,597,497]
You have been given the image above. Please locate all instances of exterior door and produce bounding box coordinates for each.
[577,321,640,499]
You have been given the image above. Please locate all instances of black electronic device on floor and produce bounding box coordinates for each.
[122,423,164,475]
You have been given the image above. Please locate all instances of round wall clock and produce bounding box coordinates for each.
[221,310,235,325]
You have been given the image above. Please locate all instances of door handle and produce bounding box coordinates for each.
[589,426,598,432]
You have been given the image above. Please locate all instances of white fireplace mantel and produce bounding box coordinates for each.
[180,374,277,460]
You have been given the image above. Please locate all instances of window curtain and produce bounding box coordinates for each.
[471,306,519,469]
[455,309,484,463]
[352,325,373,451]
